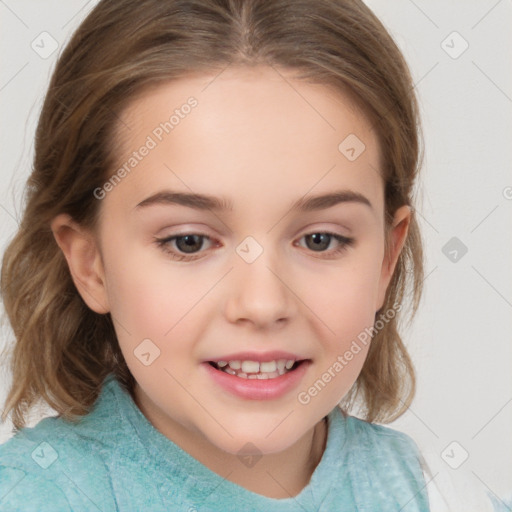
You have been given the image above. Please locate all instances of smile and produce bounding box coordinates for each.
[208,359,301,379]
[203,358,311,400]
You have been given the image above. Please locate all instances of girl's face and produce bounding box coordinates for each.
[73,66,409,457]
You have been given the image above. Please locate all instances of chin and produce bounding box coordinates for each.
[200,418,309,457]
[216,435,296,458]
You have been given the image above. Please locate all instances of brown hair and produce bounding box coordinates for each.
[1,0,424,431]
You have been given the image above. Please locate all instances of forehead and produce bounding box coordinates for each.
[107,65,383,216]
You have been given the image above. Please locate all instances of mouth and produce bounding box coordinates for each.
[207,358,308,379]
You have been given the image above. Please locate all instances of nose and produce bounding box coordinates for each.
[224,250,298,329]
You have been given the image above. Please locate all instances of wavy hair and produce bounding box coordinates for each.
[1,0,424,430]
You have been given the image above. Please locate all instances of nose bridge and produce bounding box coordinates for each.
[225,235,295,326]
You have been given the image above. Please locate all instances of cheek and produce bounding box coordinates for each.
[100,239,221,386]
[102,234,208,333]
[299,246,383,393]
[299,272,378,407]
[309,252,383,330]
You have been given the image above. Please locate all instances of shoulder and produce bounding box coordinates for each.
[0,417,116,511]
[343,414,423,459]
[343,415,426,480]
[0,379,123,511]
[0,412,109,467]
[0,464,72,512]
[337,413,430,510]
[340,417,511,512]
[419,447,512,512]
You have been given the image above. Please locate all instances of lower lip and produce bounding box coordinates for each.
[202,361,310,400]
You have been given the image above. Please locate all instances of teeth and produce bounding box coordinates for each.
[214,358,299,379]
[260,361,277,372]
[241,361,260,373]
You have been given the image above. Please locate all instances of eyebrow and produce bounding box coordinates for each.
[134,189,372,212]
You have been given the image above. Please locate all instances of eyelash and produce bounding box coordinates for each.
[154,231,355,261]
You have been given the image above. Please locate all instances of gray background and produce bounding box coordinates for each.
[1,0,511,504]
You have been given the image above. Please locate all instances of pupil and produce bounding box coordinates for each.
[307,233,329,251]
[177,235,202,253]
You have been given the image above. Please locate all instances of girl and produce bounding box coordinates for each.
[0,0,502,510]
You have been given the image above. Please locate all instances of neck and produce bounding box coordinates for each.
[134,385,328,499]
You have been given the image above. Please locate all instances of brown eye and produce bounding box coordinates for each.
[174,234,205,254]
[154,233,215,261]
[304,233,332,251]
[297,231,355,259]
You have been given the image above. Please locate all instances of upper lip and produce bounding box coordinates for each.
[204,351,309,363]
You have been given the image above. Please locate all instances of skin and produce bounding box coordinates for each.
[51,65,410,499]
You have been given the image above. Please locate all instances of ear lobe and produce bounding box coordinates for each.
[376,205,411,312]
[50,213,110,314]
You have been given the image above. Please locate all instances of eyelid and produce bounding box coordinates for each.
[157,232,217,249]
[154,228,354,262]
[155,226,351,246]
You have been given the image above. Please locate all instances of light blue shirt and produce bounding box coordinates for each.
[0,373,430,511]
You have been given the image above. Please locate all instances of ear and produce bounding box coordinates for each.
[50,213,110,314]
[375,205,411,312]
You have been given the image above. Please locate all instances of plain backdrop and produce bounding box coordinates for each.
[1,0,511,505]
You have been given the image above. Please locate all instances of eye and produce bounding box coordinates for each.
[297,232,354,258]
[154,233,215,261]
[154,231,355,262]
